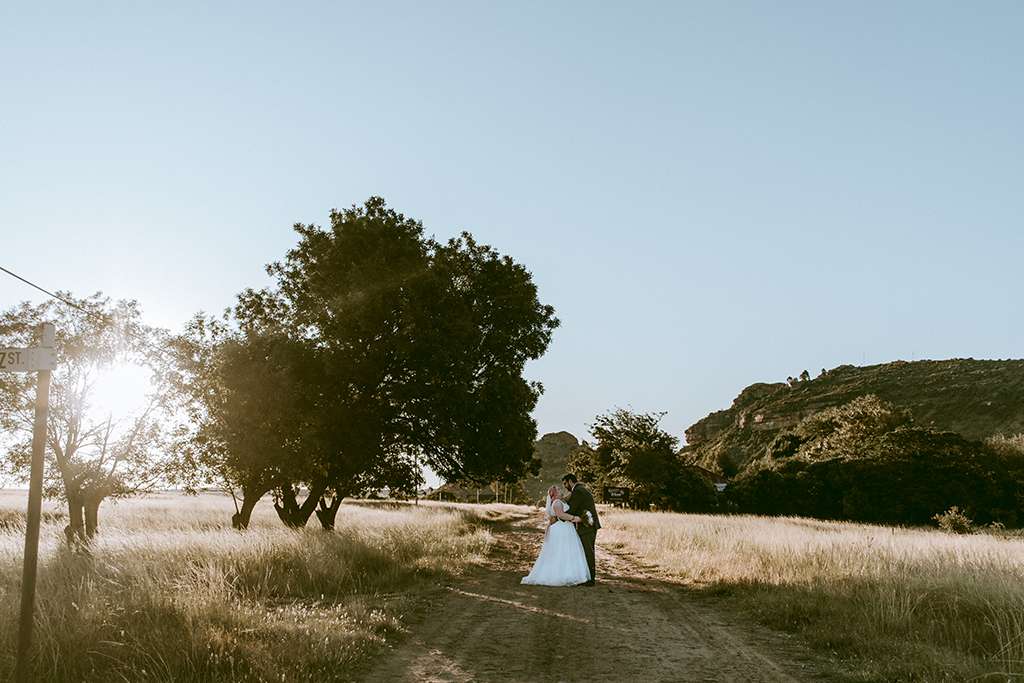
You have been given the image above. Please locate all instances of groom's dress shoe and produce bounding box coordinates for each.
[582,580,596,587]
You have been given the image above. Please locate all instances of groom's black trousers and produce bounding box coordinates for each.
[578,527,597,581]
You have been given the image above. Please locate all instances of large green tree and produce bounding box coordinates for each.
[175,197,558,528]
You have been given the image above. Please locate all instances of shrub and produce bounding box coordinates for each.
[933,506,974,534]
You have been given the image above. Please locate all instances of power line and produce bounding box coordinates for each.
[0,265,97,317]
[0,263,175,362]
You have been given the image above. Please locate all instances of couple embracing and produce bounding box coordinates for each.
[521,473,601,587]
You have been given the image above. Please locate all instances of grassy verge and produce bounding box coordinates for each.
[601,508,1024,681]
[0,493,493,681]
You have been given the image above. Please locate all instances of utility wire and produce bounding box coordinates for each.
[0,263,177,362]
[0,265,98,317]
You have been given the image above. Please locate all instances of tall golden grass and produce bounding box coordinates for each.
[7,492,1022,680]
[0,492,493,681]
[601,508,1024,681]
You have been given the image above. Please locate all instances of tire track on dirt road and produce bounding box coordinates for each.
[364,509,841,682]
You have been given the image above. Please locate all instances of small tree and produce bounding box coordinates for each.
[565,441,603,492]
[585,408,715,511]
[0,294,168,543]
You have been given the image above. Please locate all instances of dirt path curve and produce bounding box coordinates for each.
[365,509,838,683]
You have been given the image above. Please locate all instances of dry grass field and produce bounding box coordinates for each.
[0,492,494,681]
[4,492,1023,681]
[601,509,1024,681]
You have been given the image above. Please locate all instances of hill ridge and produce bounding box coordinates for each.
[684,358,1024,475]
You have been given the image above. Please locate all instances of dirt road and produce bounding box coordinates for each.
[365,509,839,682]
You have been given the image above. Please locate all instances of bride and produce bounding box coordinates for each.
[521,485,592,586]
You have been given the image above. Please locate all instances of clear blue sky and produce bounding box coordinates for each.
[2,1,1022,448]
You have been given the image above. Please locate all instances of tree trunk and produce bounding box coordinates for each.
[231,485,267,530]
[65,493,87,546]
[273,483,301,527]
[273,480,327,528]
[83,493,103,539]
[314,492,345,531]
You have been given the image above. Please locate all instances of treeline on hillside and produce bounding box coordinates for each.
[729,396,1024,526]
[575,398,1024,528]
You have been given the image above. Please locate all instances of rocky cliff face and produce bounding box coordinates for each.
[685,359,1024,476]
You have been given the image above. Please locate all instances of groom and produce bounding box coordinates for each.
[562,473,601,586]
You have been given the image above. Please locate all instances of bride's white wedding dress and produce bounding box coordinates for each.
[521,497,592,586]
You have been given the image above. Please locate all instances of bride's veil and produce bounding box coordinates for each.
[543,493,555,541]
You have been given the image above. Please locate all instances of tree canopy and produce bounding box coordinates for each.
[174,197,558,527]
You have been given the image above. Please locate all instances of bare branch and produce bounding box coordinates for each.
[94,414,114,471]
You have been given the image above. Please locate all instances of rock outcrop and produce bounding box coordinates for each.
[685,359,1024,476]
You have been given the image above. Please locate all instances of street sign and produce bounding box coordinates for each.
[0,347,57,372]
[603,486,629,503]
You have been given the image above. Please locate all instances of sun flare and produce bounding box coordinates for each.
[89,361,154,419]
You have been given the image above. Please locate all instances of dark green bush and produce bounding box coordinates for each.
[661,466,719,512]
[729,428,1024,527]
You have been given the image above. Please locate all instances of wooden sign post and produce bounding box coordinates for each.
[9,323,56,682]
[602,486,630,507]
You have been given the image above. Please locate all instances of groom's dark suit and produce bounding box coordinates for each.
[569,484,601,582]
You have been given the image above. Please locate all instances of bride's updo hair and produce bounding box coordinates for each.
[547,485,560,500]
